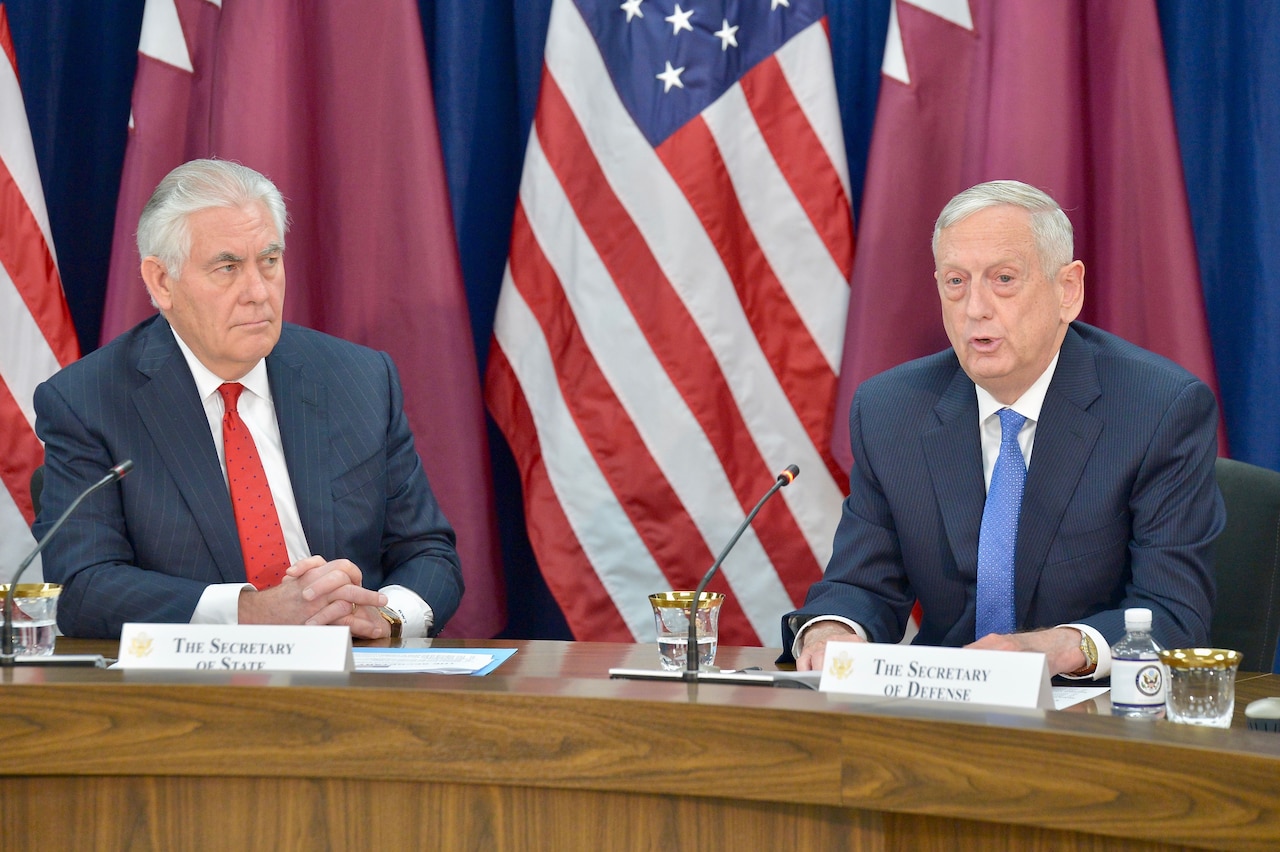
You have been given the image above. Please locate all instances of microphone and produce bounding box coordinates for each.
[683,464,799,680]
[1,460,133,666]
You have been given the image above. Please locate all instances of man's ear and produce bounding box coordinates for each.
[141,256,173,310]
[1059,259,1085,323]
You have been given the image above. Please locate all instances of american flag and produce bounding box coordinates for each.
[0,4,80,582]
[486,0,853,647]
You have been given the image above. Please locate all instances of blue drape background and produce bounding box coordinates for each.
[7,1,1277,638]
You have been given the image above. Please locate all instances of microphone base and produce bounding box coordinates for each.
[608,667,819,689]
[0,654,108,668]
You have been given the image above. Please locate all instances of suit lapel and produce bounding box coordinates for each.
[1015,328,1103,622]
[267,331,334,560]
[131,318,245,582]
[922,366,986,586]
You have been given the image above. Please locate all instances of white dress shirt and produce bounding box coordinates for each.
[171,328,433,636]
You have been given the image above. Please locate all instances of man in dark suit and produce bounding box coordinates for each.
[784,180,1224,677]
[34,159,462,639]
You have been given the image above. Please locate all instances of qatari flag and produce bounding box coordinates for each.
[102,0,504,637]
[834,0,1220,469]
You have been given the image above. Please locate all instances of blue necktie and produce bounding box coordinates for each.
[976,408,1027,639]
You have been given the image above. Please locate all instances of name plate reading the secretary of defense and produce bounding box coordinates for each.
[116,623,354,672]
[820,641,1053,710]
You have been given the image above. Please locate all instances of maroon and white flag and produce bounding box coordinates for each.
[835,0,1219,469]
[103,0,504,636]
[0,4,81,581]
[487,0,854,646]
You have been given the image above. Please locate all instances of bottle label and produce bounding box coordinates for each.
[1111,658,1166,706]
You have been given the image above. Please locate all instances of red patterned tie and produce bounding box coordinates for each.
[218,383,289,588]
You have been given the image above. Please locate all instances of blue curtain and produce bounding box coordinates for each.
[5,0,144,357]
[1157,0,1280,472]
[8,0,1279,638]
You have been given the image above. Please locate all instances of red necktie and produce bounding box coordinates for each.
[218,383,289,588]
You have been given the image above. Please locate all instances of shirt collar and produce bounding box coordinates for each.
[168,323,272,404]
[975,350,1061,425]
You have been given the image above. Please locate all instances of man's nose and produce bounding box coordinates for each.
[240,265,269,301]
[965,280,994,318]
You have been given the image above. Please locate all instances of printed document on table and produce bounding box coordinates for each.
[353,647,516,675]
[1053,685,1109,710]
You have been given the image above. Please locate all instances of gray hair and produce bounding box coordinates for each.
[932,180,1074,274]
[137,159,289,278]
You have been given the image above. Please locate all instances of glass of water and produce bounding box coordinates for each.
[649,591,724,672]
[1158,648,1242,728]
[1,583,61,656]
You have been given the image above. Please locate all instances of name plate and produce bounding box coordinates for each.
[820,641,1053,710]
[116,623,354,672]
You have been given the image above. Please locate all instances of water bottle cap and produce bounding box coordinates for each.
[1124,607,1153,630]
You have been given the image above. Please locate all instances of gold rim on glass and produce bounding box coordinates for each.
[0,583,62,599]
[648,591,725,609]
[1157,648,1242,670]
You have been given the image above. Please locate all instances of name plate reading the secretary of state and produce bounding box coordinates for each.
[819,641,1053,710]
[116,623,354,672]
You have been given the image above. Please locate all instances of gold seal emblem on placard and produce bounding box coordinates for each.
[127,632,154,658]
[830,651,854,680]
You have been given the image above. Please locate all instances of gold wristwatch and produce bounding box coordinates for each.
[377,606,403,638]
[1069,629,1098,676]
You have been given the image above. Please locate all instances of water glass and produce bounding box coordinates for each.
[649,591,724,671]
[0,583,61,656]
[1158,648,1242,728]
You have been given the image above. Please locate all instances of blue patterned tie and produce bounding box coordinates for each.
[976,408,1027,639]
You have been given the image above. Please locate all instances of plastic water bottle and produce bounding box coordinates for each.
[1110,607,1166,719]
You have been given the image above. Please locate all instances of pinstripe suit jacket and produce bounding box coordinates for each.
[33,315,463,638]
[781,323,1224,659]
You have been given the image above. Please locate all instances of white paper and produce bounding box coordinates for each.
[1052,685,1110,710]
[354,649,496,674]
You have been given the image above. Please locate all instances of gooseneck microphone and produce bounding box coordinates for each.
[684,464,799,680]
[1,460,133,666]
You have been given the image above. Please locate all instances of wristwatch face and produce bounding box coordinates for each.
[1080,632,1097,666]
[378,606,403,637]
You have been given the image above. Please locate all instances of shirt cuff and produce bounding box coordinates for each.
[191,583,254,624]
[381,585,434,638]
[1058,623,1111,680]
[791,615,867,659]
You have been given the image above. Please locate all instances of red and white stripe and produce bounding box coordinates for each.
[0,5,80,580]
[487,1,853,647]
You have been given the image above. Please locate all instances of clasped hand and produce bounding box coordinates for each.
[238,555,390,638]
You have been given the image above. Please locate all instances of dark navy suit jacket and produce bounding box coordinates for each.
[33,315,463,638]
[780,323,1224,659]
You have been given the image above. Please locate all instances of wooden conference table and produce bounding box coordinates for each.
[3,638,1280,851]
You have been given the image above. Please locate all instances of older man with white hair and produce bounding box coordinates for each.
[784,180,1223,679]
